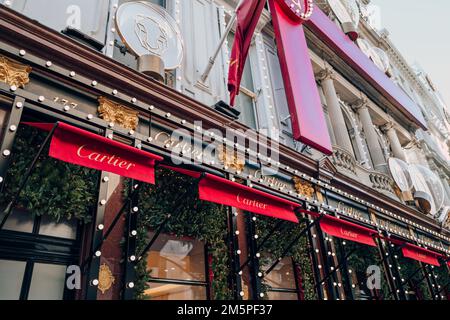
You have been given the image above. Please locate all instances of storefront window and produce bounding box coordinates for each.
[38,214,78,240]
[266,291,299,300]
[0,260,26,300]
[335,240,392,300]
[431,264,450,300]
[146,232,206,282]
[0,122,97,300]
[397,255,432,300]
[145,282,207,300]
[2,208,34,234]
[144,232,208,300]
[264,257,299,300]
[27,263,67,300]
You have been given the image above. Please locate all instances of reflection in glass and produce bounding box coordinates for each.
[146,232,205,281]
[343,241,391,300]
[397,255,431,301]
[264,257,296,290]
[144,282,206,300]
[38,214,78,239]
[28,263,67,300]
[0,260,26,300]
[7,0,109,45]
[2,208,34,233]
[266,291,298,300]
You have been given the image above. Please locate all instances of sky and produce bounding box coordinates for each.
[371,0,450,106]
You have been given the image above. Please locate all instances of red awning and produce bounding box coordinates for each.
[161,165,300,223]
[23,122,163,184]
[319,215,378,247]
[401,243,442,267]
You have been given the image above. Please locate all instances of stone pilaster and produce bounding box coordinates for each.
[353,98,387,172]
[318,68,353,153]
[382,121,407,162]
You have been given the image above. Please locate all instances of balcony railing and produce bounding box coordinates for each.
[330,146,396,196]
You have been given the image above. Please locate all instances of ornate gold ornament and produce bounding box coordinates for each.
[98,97,139,130]
[98,263,115,294]
[293,176,315,198]
[0,55,32,88]
[218,146,245,172]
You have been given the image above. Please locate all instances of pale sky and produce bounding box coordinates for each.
[371,0,450,106]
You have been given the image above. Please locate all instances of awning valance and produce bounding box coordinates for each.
[23,122,163,184]
[161,165,300,223]
[401,243,442,267]
[319,215,378,247]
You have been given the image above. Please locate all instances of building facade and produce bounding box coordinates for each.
[0,0,449,300]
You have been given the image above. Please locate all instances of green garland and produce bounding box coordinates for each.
[256,216,318,300]
[0,126,98,223]
[131,167,232,300]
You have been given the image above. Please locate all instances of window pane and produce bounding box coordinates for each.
[27,263,67,300]
[7,0,109,45]
[266,291,298,300]
[2,208,34,233]
[235,94,257,129]
[119,0,165,6]
[38,215,78,240]
[0,260,26,300]
[146,232,206,281]
[144,282,207,300]
[264,257,297,290]
[240,61,255,92]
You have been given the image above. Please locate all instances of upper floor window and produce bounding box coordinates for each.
[4,0,110,50]
[227,33,259,130]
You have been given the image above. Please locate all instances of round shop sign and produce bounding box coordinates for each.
[388,157,413,192]
[115,1,184,70]
[409,164,445,217]
[276,0,315,22]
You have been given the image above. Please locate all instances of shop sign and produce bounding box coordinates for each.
[389,158,445,218]
[375,216,411,237]
[417,232,442,249]
[115,1,183,70]
[153,128,297,195]
[327,198,370,220]
[269,0,333,155]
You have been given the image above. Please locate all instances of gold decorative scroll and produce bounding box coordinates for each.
[293,176,315,198]
[98,263,115,294]
[0,55,32,88]
[218,146,245,172]
[98,97,139,130]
